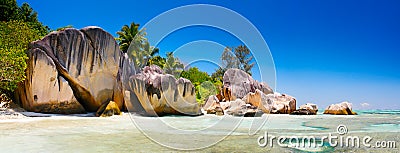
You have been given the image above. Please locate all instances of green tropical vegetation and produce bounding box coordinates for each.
[0,1,49,98]
[180,67,216,104]
[180,67,211,87]
[147,55,166,69]
[116,22,140,53]
[116,22,161,70]
[0,0,49,36]
[163,52,184,78]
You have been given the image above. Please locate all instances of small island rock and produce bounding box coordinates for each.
[324,101,357,115]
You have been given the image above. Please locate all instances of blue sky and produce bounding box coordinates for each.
[18,0,400,109]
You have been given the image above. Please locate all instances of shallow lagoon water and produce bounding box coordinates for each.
[0,110,399,152]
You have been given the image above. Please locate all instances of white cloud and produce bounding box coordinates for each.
[360,102,370,107]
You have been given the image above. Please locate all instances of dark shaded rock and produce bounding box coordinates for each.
[222,68,273,101]
[324,101,357,115]
[125,65,202,116]
[244,109,263,117]
[15,27,124,114]
[290,109,315,115]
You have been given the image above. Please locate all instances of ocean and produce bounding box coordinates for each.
[0,110,398,152]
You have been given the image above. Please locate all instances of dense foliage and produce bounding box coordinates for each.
[116,22,140,53]
[0,0,49,36]
[180,67,217,104]
[195,81,216,105]
[180,67,211,87]
[147,55,166,69]
[0,21,43,94]
[0,1,48,97]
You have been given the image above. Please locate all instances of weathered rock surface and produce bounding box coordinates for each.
[300,103,318,111]
[269,93,296,114]
[242,89,273,113]
[125,65,202,116]
[225,99,247,116]
[224,99,264,117]
[203,95,221,114]
[222,68,273,101]
[15,27,124,114]
[219,102,230,110]
[204,91,296,116]
[324,101,357,115]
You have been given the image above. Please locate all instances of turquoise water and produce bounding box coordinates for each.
[0,110,399,152]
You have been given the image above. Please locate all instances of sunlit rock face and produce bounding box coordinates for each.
[222,68,273,101]
[268,92,297,114]
[242,89,273,113]
[225,99,247,116]
[15,27,124,113]
[125,65,202,116]
[203,95,221,114]
[324,101,357,115]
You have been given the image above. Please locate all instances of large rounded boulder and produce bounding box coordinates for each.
[15,27,124,114]
[324,101,357,115]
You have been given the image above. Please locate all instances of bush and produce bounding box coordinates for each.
[0,20,42,93]
[195,81,217,105]
[180,67,220,104]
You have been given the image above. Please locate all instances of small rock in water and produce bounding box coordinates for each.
[96,101,121,117]
[324,101,357,115]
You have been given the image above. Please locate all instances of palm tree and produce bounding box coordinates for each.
[116,22,159,70]
[128,30,159,69]
[116,22,139,53]
[163,52,184,78]
[147,55,166,69]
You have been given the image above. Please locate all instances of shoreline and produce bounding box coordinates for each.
[1,109,398,120]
